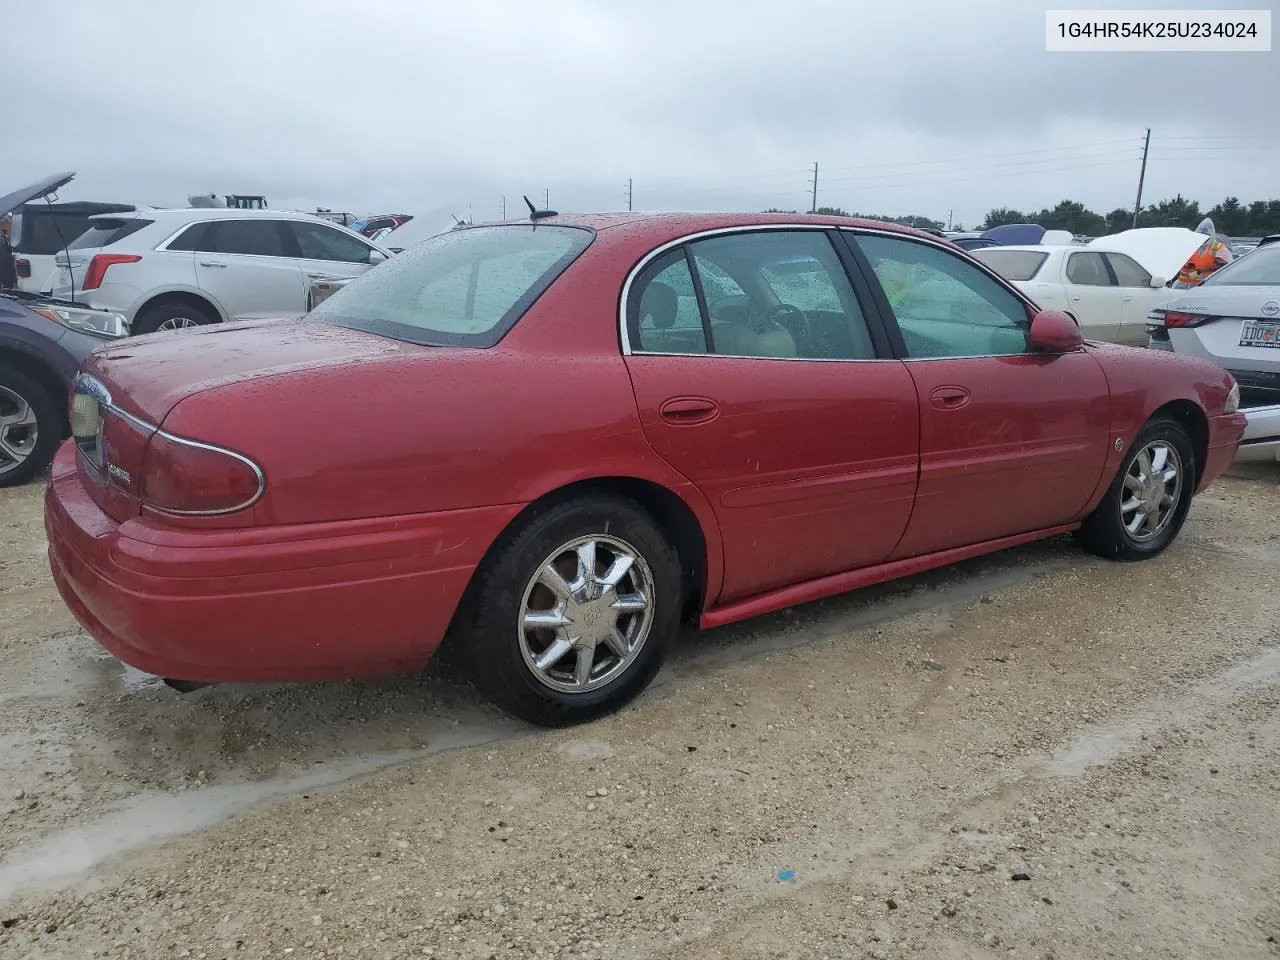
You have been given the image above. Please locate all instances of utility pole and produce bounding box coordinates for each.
[626,178,633,211]
[1133,128,1151,228]
[947,209,953,231]
[809,162,819,214]
[501,196,506,220]
[544,188,550,209]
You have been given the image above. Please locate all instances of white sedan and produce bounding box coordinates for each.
[973,244,1173,346]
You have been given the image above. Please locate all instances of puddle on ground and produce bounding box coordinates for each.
[1042,646,1280,778]
[0,715,522,904]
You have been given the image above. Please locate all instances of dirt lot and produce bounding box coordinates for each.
[2,467,1279,960]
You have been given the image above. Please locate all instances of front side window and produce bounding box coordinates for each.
[629,230,875,360]
[855,233,1031,358]
[198,219,290,258]
[1102,252,1151,287]
[308,224,593,347]
[290,221,379,264]
[1065,251,1113,286]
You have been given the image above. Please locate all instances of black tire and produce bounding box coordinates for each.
[1077,417,1196,561]
[453,494,682,727]
[132,299,216,335]
[0,363,63,488]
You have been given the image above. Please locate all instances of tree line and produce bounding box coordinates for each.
[767,197,1280,238]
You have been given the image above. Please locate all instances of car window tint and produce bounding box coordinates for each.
[166,222,209,252]
[629,250,709,354]
[291,221,376,264]
[971,249,1049,282]
[1103,253,1151,287]
[1065,251,1113,286]
[688,231,876,360]
[307,224,593,348]
[68,218,153,251]
[200,220,289,257]
[855,233,1031,358]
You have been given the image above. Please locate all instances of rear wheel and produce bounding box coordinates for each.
[1078,417,1195,561]
[0,364,62,488]
[133,300,215,335]
[453,495,682,726]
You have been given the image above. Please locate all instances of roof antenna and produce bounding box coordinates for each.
[523,194,558,221]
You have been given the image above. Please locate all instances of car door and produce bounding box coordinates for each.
[1103,252,1166,345]
[848,231,1110,559]
[192,219,306,319]
[287,220,385,295]
[1063,250,1124,342]
[621,228,920,604]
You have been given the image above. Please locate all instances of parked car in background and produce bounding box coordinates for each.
[47,212,1244,726]
[973,244,1172,345]
[1148,240,1280,462]
[7,175,135,293]
[1,172,131,485]
[46,208,391,333]
[349,214,413,238]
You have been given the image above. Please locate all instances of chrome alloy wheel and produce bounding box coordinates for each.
[518,535,655,694]
[157,316,203,331]
[1119,440,1183,542]
[0,385,38,475]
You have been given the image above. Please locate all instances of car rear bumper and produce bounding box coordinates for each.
[44,443,521,683]
[1236,404,1280,462]
[1199,411,1249,489]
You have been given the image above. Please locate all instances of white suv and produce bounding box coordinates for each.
[47,208,391,334]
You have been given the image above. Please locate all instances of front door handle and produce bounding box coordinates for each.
[929,385,971,411]
[306,272,344,280]
[198,261,228,269]
[659,397,720,425]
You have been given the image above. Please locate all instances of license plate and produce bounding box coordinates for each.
[1239,320,1280,349]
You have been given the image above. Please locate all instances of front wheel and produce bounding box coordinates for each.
[453,495,682,726]
[1077,417,1195,561]
[0,364,62,488]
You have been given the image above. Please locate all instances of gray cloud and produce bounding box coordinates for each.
[4,0,1276,228]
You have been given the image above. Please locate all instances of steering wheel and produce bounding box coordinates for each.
[765,303,810,347]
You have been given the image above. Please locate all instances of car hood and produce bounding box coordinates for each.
[83,319,412,425]
[1088,228,1208,279]
[1161,285,1280,320]
[0,171,75,220]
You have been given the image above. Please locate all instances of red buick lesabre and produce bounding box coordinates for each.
[45,212,1246,725]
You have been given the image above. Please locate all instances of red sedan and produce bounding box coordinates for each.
[45,213,1246,726]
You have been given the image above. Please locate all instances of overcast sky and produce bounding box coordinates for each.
[5,0,1276,231]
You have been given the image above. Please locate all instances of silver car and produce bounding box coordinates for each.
[1148,241,1280,462]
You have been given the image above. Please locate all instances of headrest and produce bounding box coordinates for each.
[639,281,678,329]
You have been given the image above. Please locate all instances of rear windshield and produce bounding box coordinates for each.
[1201,245,1280,287]
[67,217,153,251]
[307,224,594,347]
[12,212,97,254]
[971,249,1049,282]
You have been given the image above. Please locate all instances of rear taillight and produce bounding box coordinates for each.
[1163,311,1213,329]
[15,258,31,279]
[140,433,264,516]
[82,254,141,291]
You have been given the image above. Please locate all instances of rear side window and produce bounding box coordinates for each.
[190,220,291,257]
[307,225,594,347]
[68,218,154,251]
[166,222,209,251]
[971,249,1048,282]
[1065,252,1113,286]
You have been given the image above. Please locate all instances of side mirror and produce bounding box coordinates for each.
[1150,275,1167,288]
[368,250,388,266]
[1029,308,1083,353]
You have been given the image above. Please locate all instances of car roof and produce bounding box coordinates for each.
[91,207,352,223]
[972,244,1072,253]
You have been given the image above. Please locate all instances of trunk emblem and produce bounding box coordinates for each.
[1262,300,1279,317]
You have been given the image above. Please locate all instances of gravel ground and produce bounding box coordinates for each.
[1,466,1279,959]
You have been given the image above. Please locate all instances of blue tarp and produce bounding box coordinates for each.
[978,223,1047,245]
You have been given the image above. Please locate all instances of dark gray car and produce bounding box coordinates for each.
[1,173,130,486]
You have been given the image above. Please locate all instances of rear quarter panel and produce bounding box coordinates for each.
[157,239,727,600]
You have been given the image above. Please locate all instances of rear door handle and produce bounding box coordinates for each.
[659,397,720,424]
[198,261,228,268]
[929,385,971,410]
